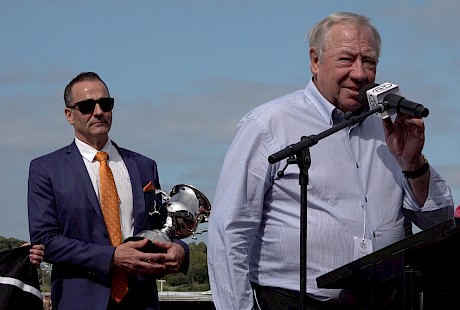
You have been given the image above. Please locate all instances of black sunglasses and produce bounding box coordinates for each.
[68,97,115,115]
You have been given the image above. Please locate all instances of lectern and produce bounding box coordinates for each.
[317,217,460,309]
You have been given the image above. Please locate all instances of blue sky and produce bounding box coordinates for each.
[1,1,459,243]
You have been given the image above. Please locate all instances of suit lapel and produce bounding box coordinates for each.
[65,142,105,223]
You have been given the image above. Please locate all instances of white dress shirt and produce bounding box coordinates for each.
[207,80,454,309]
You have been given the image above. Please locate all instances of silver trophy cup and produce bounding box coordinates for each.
[125,184,211,252]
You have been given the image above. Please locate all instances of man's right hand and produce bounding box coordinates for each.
[112,239,168,276]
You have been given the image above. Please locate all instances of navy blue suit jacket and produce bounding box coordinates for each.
[28,141,188,309]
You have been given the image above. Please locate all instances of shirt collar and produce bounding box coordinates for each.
[74,137,114,162]
[305,79,337,126]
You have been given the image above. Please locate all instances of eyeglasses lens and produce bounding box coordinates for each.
[72,98,114,114]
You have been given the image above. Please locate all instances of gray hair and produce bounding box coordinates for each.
[307,12,381,61]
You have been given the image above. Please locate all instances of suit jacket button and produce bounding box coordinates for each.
[103,232,109,239]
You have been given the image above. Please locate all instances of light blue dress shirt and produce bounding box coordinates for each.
[207,80,454,310]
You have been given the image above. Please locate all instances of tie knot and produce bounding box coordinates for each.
[95,151,109,162]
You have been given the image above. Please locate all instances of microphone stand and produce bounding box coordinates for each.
[268,104,385,310]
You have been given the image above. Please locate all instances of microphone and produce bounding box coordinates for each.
[358,82,429,118]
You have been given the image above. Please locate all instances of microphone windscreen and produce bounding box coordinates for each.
[358,83,379,105]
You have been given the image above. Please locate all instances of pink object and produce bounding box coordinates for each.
[454,205,460,218]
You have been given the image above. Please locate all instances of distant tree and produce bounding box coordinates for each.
[188,242,209,285]
[0,236,27,251]
[165,272,189,288]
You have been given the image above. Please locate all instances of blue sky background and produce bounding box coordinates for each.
[1,1,459,244]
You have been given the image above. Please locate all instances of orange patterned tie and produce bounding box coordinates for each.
[94,151,128,303]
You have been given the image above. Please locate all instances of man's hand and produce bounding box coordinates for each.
[383,113,429,205]
[112,239,185,276]
[22,243,45,267]
[382,114,425,171]
[112,239,168,276]
[151,240,186,275]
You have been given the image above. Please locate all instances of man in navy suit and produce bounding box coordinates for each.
[28,72,189,309]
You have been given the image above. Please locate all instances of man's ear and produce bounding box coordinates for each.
[310,47,320,76]
[64,108,74,125]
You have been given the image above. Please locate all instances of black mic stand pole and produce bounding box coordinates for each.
[268,104,385,310]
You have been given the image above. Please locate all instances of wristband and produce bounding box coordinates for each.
[402,155,429,179]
